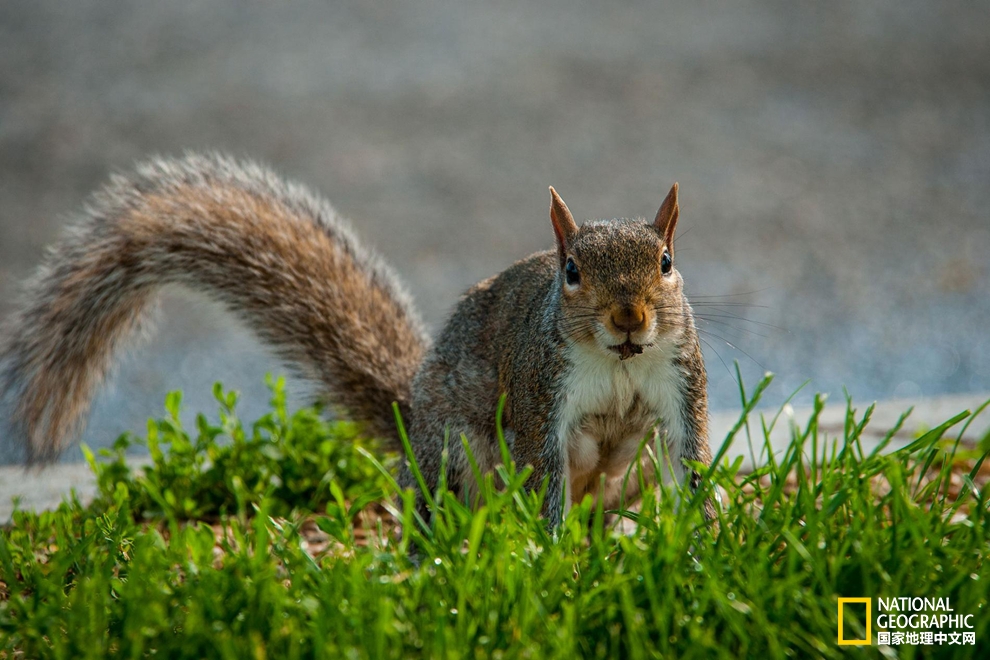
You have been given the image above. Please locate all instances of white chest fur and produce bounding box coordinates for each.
[557,339,690,502]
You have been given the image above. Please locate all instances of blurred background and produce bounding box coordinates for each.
[1,0,988,463]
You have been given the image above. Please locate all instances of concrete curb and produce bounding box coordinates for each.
[3,393,988,524]
[711,392,990,472]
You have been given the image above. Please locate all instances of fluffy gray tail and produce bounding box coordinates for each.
[0,153,429,462]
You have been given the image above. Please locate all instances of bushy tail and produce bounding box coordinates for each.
[0,153,429,462]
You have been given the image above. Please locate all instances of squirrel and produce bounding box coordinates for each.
[0,153,715,528]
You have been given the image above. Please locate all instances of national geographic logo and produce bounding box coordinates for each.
[838,597,976,647]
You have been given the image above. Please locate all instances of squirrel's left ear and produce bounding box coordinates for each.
[653,183,679,252]
[549,186,578,267]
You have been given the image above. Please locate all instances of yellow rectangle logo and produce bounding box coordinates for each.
[838,598,872,645]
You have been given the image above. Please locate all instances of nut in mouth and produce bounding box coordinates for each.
[609,339,646,361]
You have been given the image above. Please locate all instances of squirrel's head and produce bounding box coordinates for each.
[549,184,686,360]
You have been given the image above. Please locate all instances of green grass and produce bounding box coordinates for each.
[1,375,988,659]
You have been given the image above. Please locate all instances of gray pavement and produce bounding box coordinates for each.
[1,1,989,467]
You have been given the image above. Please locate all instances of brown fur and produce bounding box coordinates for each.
[1,157,713,529]
[0,153,427,462]
[405,186,714,527]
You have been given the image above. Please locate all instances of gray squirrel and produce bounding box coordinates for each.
[0,153,715,527]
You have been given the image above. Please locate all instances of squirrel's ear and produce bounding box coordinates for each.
[549,186,578,265]
[653,183,680,251]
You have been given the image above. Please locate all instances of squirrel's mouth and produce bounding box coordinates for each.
[609,339,647,361]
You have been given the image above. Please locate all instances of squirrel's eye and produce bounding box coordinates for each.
[565,258,580,286]
[661,251,672,275]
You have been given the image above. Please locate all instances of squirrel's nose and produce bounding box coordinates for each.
[611,305,647,335]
